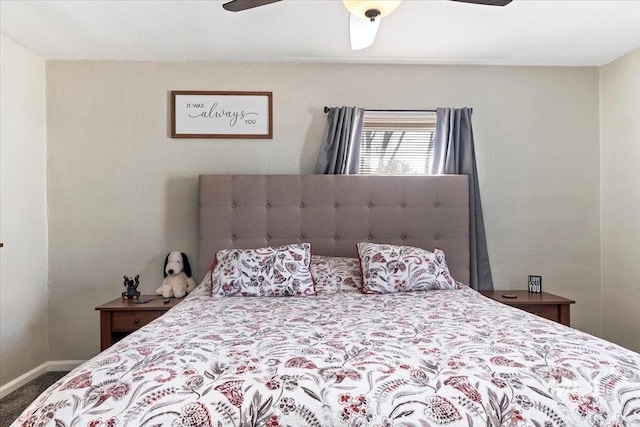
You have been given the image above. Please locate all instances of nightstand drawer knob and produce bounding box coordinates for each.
[134,318,140,324]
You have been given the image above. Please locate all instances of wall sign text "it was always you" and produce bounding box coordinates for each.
[171,91,272,139]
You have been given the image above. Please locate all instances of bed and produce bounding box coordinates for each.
[14,175,640,427]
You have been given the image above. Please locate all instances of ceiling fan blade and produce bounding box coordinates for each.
[222,0,282,12]
[449,0,512,6]
[349,14,381,50]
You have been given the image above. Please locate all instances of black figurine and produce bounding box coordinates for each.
[122,275,141,300]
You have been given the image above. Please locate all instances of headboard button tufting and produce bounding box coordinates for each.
[265,203,270,208]
[198,174,470,286]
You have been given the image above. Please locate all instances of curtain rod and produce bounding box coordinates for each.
[323,107,437,113]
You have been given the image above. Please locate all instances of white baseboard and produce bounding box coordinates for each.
[46,360,85,373]
[0,360,85,399]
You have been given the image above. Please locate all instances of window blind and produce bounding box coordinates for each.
[359,111,437,175]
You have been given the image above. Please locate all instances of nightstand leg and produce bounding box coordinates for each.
[100,311,112,351]
[559,305,571,327]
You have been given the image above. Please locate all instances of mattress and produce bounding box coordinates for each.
[14,269,640,427]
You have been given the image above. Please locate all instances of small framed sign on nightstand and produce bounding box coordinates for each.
[528,275,542,293]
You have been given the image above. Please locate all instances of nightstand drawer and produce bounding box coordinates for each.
[112,310,164,332]
[97,296,182,350]
[517,305,559,322]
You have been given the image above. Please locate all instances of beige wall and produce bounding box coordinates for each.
[600,48,640,353]
[0,35,49,385]
[45,61,602,360]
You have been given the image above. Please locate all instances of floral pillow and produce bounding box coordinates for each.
[356,243,459,294]
[211,243,316,297]
[310,255,362,294]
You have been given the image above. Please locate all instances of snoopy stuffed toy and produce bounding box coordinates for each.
[156,251,197,298]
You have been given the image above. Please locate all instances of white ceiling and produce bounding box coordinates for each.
[1,0,640,66]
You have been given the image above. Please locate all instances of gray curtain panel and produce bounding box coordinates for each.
[315,106,365,174]
[431,107,494,291]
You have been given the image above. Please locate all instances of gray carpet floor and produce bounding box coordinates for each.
[0,371,68,427]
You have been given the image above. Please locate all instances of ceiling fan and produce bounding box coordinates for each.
[222,0,513,50]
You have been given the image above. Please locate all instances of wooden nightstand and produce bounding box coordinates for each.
[480,290,575,326]
[95,296,182,350]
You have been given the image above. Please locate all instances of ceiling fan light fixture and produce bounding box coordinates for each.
[343,0,401,21]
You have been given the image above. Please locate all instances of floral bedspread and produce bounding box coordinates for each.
[15,281,640,427]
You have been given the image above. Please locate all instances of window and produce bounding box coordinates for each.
[358,111,437,175]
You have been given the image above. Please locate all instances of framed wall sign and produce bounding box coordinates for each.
[171,91,272,139]
[528,275,542,293]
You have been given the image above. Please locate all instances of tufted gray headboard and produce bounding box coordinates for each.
[198,175,470,284]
